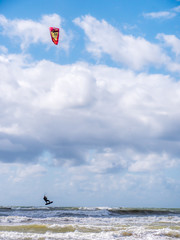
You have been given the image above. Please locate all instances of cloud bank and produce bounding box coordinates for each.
[0,13,180,205]
[1,53,180,171]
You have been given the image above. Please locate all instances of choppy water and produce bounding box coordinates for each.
[0,206,180,239]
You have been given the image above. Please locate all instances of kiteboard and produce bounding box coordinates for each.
[45,201,53,205]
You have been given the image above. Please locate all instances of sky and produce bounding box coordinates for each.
[0,0,180,207]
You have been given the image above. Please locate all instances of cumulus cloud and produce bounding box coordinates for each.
[31,61,96,111]
[157,34,180,56]
[128,152,178,172]
[73,15,180,72]
[1,50,180,174]
[0,14,71,50]
[84,148,127,174]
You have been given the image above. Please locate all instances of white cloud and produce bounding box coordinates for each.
[31,61,96,111]
[0,51,180,205]
[85,148,127,174]
[143,4,180,19]
[173,5,180,12]
[157,34,180,56]
[0,14,71,50]
[68,148,179,176]
[0,124,22,136]
[0,57,176,123]
[53,149,179,199]
[73,15,175,72]
[0,162,46,182]
[6,163,46,184]
[143,11,176,19]
[0,162,15,176]
[128,152,178,172]
[13,164,47,182]
[0,45,8,53]
[0,49,180,171]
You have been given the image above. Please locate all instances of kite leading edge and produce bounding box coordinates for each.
[49,27,59,45]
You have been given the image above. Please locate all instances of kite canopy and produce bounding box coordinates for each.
[49,27,59,45]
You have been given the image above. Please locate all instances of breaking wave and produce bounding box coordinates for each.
[0,206,180,239]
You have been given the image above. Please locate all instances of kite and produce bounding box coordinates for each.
[49,27,59,45]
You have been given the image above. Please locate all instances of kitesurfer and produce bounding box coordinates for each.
[43,195,51,204]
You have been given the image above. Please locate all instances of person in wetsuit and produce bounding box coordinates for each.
[43,195,51,204]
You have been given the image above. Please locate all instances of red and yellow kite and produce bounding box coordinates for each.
[49,27,59,45]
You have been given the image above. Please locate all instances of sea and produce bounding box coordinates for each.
[0,206,180,240]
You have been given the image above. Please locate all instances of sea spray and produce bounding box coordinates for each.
[0,207,179,239]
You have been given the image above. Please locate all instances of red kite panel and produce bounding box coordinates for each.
[49,27,59,45]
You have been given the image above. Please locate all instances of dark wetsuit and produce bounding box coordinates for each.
[43,196,50,204]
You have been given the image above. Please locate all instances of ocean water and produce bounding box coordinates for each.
[0,206,180,240]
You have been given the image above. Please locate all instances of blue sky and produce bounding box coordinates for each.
[0,0,180,207]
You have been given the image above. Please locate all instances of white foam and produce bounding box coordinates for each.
[0,209,179,239]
